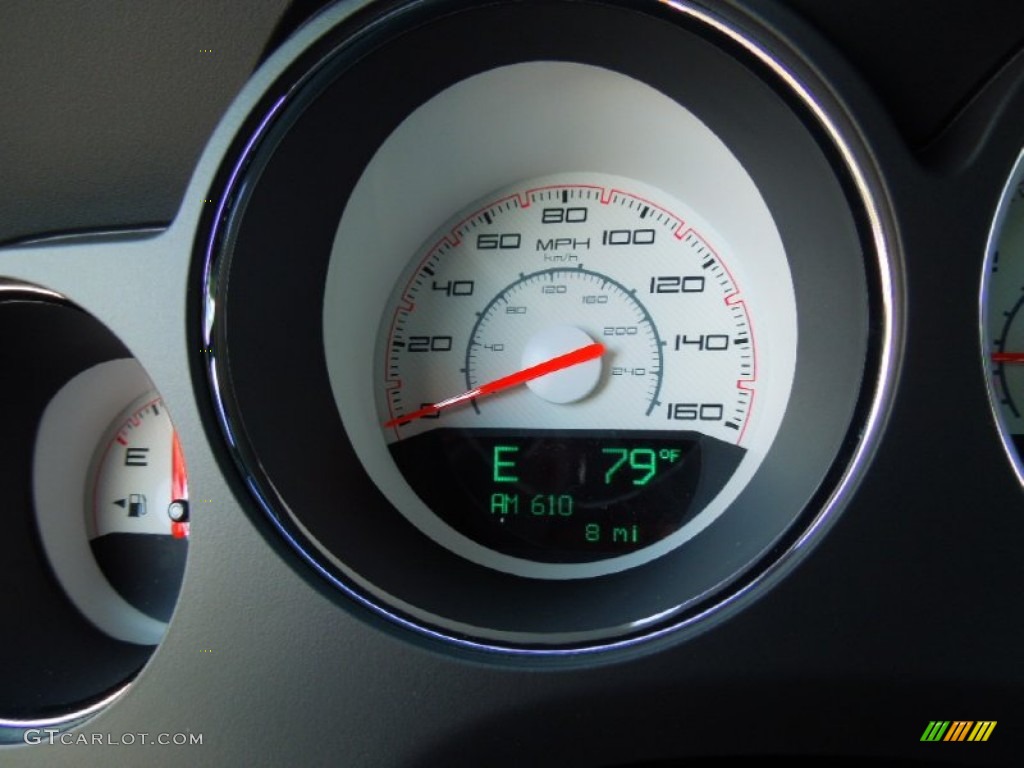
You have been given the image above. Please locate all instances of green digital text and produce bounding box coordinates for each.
[492,445,520,483]
[602,446,682,486]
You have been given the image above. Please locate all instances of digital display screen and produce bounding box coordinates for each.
[390,429,743,562]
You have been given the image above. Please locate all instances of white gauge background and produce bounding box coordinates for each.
[377,175,760,440]
[34,359,171,645]
[89,393,182,539]
[324,62,796,580]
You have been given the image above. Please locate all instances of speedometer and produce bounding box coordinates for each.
[202,0,894,650]
[375,173,795,576]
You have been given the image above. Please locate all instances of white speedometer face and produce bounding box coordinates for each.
[374,173,796,578]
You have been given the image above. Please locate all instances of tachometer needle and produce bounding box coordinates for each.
[384,341,606,428]
[992,352,1024,363]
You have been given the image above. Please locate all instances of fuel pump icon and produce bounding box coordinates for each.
[127,493,147,517]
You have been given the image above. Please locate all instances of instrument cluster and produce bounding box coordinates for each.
[1,1,1022,764]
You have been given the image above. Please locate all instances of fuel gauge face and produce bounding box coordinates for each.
[34,361,190,646]
[88,394,190,626]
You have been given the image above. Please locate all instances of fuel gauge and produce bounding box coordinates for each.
[88,393,189,627]
[34,360,189,646]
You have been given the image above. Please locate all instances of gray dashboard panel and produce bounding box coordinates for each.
[0,0,289,245]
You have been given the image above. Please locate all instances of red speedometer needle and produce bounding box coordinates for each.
[993,352,1024,363]
[384,341,606,428]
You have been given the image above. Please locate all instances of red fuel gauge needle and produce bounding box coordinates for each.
[992,352,1024,363]
[384,341,606,428]
[171,430,188,500]
[171,430,189,539]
